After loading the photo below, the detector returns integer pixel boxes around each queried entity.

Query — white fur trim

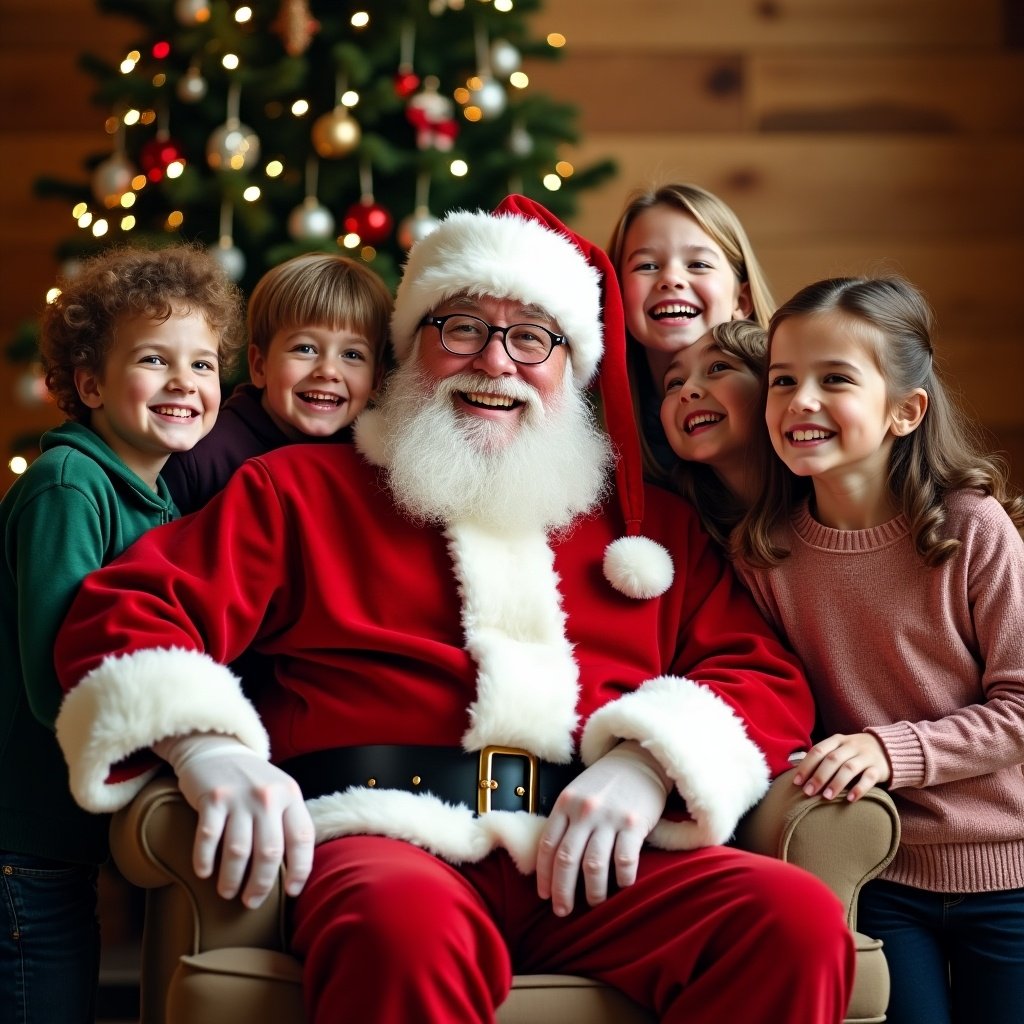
[309,787,547,873]
[580,675,769,848]
[56,647,269,813]
[391,209,603,385]
[603,536,674,599]
[446,522,580,761]
[353,408,386,467]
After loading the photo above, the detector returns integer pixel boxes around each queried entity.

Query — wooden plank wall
[2,0,1023,490]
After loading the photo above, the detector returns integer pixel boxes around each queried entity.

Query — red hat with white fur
[390,194,674,600]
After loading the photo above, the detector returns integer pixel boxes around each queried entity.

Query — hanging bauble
[406,81,459,152]
[343,199,393,246]
[177,66,208,103]
[288,197,336,241]
[394,67,421,99]
[508,125,534,157]
[210,241,245,282]
[469,77,507,120]
[311,107,361,159]
[174,0,210,27]
[398,208,441,250]
[490,39,522,78]
[140,136,186,182]
[91,153,136,208]
[206,121,261,172]
[272,0,320,56]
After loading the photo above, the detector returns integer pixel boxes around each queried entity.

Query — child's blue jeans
[859,877,1024,1024]
[0,850,99,1024]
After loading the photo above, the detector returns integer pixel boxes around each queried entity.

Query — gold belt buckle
[477,745,538,814]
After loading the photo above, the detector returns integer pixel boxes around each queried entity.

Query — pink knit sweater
[737,489,1024,893]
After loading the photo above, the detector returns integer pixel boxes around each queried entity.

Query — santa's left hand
[536,740,670,916]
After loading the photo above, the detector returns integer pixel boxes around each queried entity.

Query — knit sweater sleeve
[867,494,1024,790]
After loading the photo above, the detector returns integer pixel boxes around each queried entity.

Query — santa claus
[54,196,854,1022]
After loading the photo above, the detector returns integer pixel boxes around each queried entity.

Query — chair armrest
[109,775,289,1024]
[735,768,901,930]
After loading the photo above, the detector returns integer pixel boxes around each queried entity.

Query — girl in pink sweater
[734,276,1024,1024]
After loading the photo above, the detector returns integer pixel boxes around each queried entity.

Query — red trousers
[291,835,855,1024]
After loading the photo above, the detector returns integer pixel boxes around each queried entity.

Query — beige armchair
[110,768,899,1024]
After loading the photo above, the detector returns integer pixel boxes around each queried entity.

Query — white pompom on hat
[390,194,674,600]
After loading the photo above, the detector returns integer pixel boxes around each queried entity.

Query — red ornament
[394,68,421,99]
[140,137,186,182]
[343,199,394,246]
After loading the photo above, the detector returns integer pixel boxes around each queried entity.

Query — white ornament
[91,154,136,207]
[210,242,246,281]
[288,198,336,241]
[398,208,441,250]
[207,122,261,172]
[177,66,208,103]
[508,125,534,156]
[490,39,521,78]
[470,77,507,119]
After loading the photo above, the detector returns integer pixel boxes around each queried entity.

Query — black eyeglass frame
[419,314,566,366]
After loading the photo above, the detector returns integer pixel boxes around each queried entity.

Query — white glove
[536,740,671,916]
[153,732,315,909]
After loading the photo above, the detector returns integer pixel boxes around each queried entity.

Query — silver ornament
[177,66,208,103]
[210,242,246,281]
[91,154,136,207]
[398,209,441,250]
[508,125,534,156]
[288,199,336,241]
[490,39,521,78]
[206,122,261,172]
[470,78,507,119]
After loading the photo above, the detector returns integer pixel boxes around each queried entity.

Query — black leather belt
[279,744,582,815]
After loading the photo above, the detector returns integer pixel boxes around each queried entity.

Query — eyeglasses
[420,314,566,366]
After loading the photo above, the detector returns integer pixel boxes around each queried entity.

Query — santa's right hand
[153,732,315,908]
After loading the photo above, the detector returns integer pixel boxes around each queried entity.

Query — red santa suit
[54,198,853,1023]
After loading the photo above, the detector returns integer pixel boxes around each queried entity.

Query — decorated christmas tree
[31,0,615,297]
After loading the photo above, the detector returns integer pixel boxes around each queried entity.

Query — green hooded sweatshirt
[0,421,177,864]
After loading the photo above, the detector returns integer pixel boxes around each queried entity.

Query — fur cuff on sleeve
[580,675,769,848]
[56,647,269,813]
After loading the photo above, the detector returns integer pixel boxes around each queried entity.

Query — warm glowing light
[120,57,137,74]
[236,6,252,22]
[547,33,566,47]
[467,76,483,91]
[555,160,574,177]
[222,53,240,70]
[510,72,529,89]
[72,202,88,219]
[291,99,310,116]
[120,192,136,208]
[495,0,513,10]
[542,173,562,191]
[153,41,171,59]
[123,108,141,125]
[121,214,136,230]
[453,87,470,104]
[341,90,359,107]
[140,110,157,125]
[77,212,94,228]
[243,186,261,201]
[464,106,482,122]
[105,116,119,134]
[266,160,284,177]
[166,210,184,228]
[45,287,61,304]
[131,175,148,191]
[92,218,109,236]
[360,245,376,261]
[152,73,167,87]
[166,161,184,178]
[351,11,369,28]
[342,233,360,248]
[450,160,468,176]
[9,457,28,476]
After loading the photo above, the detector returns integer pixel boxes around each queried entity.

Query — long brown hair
[735,276,1024,567]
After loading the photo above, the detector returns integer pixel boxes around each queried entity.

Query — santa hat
[389,194,673,600]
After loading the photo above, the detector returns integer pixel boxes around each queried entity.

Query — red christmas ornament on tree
[343,199,394,245]
[140,136,186,182]
[394,67,421,98]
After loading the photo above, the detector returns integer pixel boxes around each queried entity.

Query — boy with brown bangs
[163,252,392,513]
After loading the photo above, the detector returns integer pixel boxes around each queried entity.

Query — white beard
[371,359,614,534]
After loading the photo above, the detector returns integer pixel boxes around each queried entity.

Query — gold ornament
[272,0,320,57]
[311,107,361,159]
